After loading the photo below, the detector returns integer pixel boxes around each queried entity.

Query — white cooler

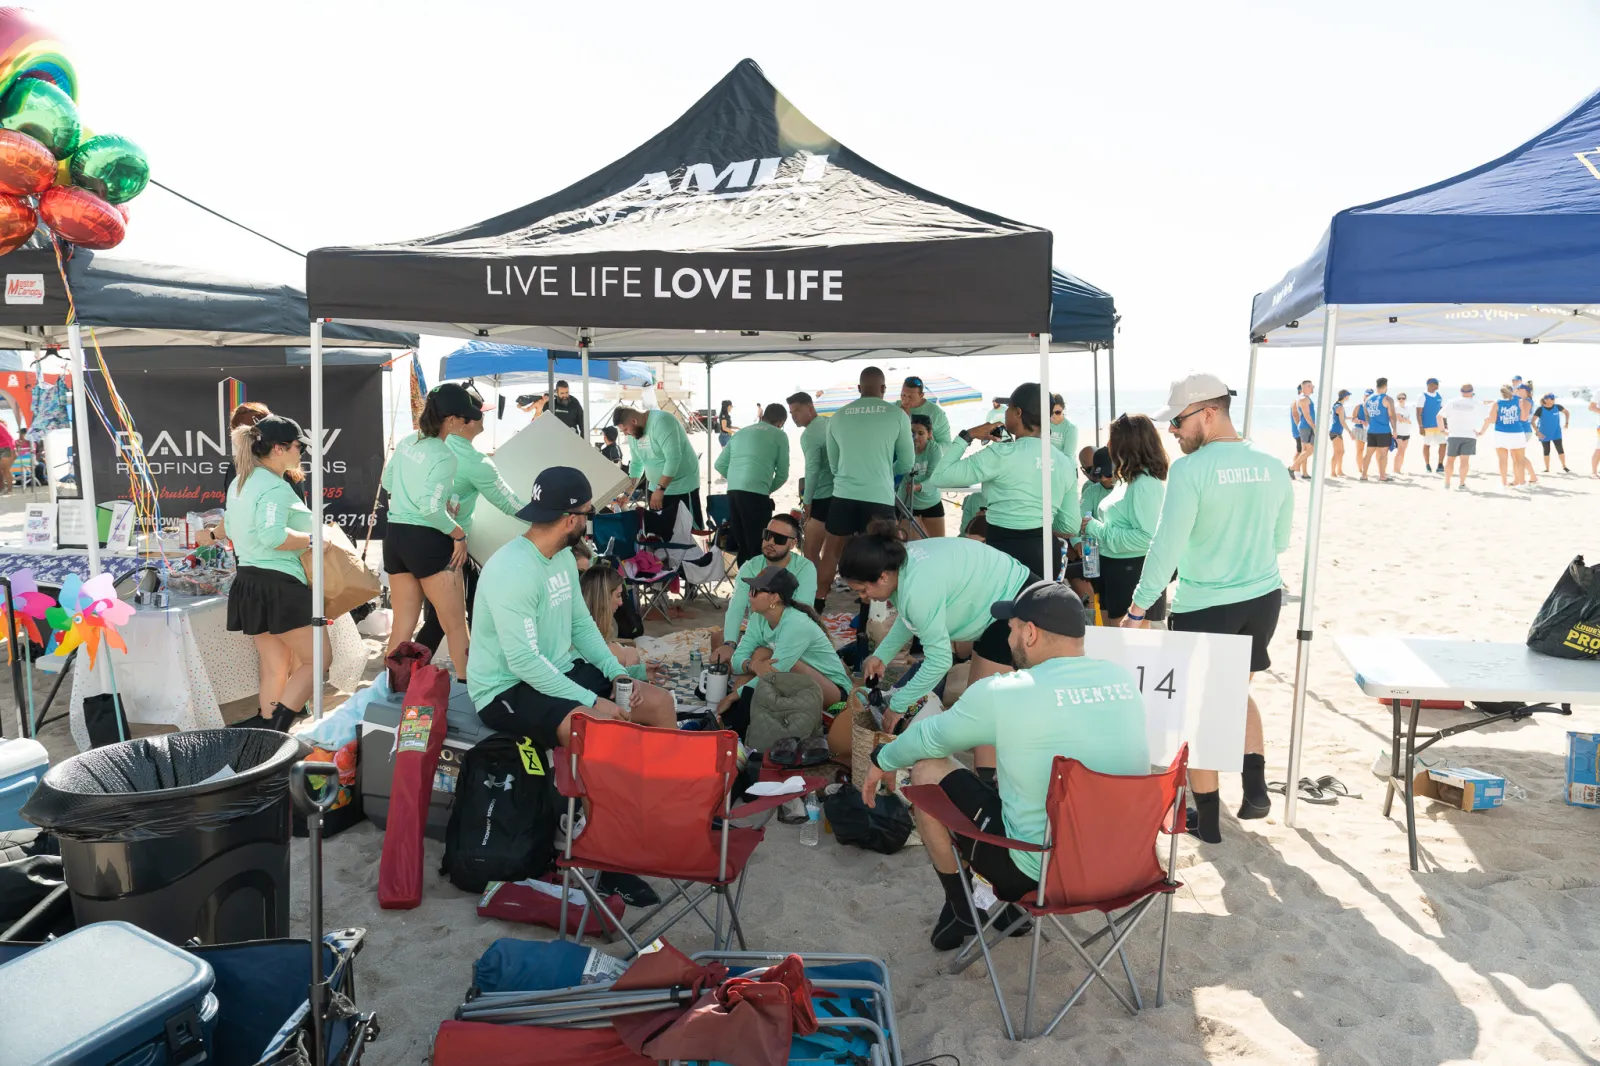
[0,737,48,831]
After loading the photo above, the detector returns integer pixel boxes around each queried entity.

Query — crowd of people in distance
[1289,375,1599,488]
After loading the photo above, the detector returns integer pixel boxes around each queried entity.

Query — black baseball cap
[744,565,799,598]
[1007,381,1044,421]
[255,414,310,447]
[990,580,1087,638]
[514,466,593,523]
[430,382,484,421]
[1089,446,1113,480]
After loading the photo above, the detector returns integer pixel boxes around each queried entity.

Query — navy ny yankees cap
[515,466,593,523]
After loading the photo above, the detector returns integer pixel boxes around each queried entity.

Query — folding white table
[1335,635,1600,871]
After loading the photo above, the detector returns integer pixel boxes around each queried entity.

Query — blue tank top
[1420,391,1443,429]
[1331,403,1345,434]
[1535,404,1563,439]
[1495,397,1522,430]
[1364,393,1392,433]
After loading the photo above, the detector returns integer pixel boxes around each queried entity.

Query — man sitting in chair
[857,581,1149,951]
[471,465,677,750]
[711,513,817,664]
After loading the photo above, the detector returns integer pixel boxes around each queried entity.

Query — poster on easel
[103,501,136,552]
[23,502,55,550]
[56,498,90,550]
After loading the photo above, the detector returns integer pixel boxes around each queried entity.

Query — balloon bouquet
[0,8,148,257]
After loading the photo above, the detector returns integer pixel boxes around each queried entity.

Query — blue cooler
[0,737,48,831]
[0,920,217,1064]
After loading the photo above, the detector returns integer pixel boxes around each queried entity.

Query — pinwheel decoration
[45,571,133,668]
[4,567,55,646]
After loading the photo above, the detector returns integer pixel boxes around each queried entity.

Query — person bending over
[614,404,704,543]
[718,566,851,738]
[787,391,836,612]
[224,415,330,730]
[470,466,676,751]
[904,414,949,539]
[712,512,816,664]
[715,402,790,565]
[1126,373,1292,844]
[859,582,1149,950]
[380,383,479,679]
[844,520,1032,778]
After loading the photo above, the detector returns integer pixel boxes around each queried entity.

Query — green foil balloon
[70,134,149,204]
[0,77,79,159]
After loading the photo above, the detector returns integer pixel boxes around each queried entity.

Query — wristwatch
[870,742,890,770]
[957,429,973,444]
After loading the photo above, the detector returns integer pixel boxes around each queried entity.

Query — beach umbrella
[810,368,980,414]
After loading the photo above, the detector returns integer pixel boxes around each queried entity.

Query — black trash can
[20,729,307,945]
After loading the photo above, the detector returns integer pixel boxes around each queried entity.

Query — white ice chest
[0,737,48,831]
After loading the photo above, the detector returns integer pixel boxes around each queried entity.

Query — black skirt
[228,565,313,636]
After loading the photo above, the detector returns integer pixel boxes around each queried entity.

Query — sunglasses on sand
[762,529,793,545]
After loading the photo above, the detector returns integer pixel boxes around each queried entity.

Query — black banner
[85,363,387,538]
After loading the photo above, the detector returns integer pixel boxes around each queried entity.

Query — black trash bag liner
[824,788,915,855]
[1527,555,1600,660]
[0,828,64,927]
[20,728,307,842]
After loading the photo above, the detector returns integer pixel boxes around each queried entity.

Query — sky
[28,0,1600,403]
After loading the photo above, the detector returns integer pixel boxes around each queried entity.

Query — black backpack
[440,735,559,893]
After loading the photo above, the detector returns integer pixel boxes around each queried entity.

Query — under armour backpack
[440,735,559,893]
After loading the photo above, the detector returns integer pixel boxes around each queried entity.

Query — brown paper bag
[301,523,382,621]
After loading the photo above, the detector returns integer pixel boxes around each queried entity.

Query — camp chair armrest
[553,749,583,798]
[729,775,829,820]
[901,784,1046,853]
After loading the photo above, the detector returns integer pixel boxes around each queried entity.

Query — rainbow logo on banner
[217,376,245,446]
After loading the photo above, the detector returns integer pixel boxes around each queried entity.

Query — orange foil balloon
[0,193,35,254]
[39,184,123,249]
[0,128,52,195]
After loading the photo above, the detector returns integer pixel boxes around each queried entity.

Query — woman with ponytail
[718,563,851,737]
[841,519,1031,774]
[223,414,328,730]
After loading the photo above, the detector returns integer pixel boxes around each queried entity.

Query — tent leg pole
[1242,343,1260,440]
[581,338,592,442]
[1093,348,1101,447]
[705,357,714,497]
[310,319,327,722]
[67,323,107,691]
[1038,333,1053,580]
[1107,341,1116,421]
[1285,306,1339,827]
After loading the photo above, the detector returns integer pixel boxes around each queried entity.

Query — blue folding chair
[589,510,639,565]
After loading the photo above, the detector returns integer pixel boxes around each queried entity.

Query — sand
[16,432,1600,1064]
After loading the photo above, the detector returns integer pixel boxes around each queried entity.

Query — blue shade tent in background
[1244,83,1600,830]
[809,369,980,414]
[438,340,654,387]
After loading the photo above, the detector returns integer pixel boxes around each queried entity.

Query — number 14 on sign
[1135,666,1177,700]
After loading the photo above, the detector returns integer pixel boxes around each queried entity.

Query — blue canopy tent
[1245,84,1600,827]
[438,340,655,387]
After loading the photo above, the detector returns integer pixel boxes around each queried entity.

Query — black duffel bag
[1528,555,1600,660]
[823,788,915,855]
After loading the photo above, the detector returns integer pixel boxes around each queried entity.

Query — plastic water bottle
[1082,534,1101,579]
[801,796,821,846]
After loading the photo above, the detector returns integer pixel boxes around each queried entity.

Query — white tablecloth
[68,595,367,750]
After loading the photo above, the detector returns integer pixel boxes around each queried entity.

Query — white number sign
[1083,627,1252,771]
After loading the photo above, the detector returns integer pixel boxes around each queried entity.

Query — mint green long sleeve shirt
[225,468,312,582]
[906,400,953,444]
[798,418,834,505]
[468,537,628,710]
[929,435,1077,534]
[714,421,790,494]
[907,438,948,510]
[447,434,526,535]
[877,655,1150,879]
[1131,440,1294,614]
[722,553,818,640]
[871,538,1033,713]
[825,397,914,506]
[382,433,462,536]
[731,606,851,694]
[637,410,699,496]
[1084,474,1166,560]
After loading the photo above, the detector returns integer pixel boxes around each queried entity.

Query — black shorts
[1395,434,1410,442]
[1099,555,1167,622]
[383,522,456,579]
[969,614,1016,668]
[808,496,833,524]
[1541,438,1565,456]
[825,496,895,537]
[1366,431,1394,449]
[227,565,312,636]
[1169,588,1282,672]
[939,769,1038,903]
[983,522,1053,582]
[911,500,945,519]
[478,661,614,751]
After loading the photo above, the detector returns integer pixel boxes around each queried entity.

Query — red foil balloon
[39,184,122,249]
[0,128,52,195]
[0,193,35,255]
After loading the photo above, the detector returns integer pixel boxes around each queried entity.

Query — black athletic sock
[937,870,972,917]
[268,702,301,732]
[1239,752,1271,816]
[1189,790,1223,843]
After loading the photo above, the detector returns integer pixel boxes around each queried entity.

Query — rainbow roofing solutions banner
[85,359,387,538]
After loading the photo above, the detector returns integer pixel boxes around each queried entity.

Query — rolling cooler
[0,920,218,1065]
[360,680,503,840]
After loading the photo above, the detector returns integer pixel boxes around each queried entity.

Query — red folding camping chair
[904,744,1188,1040]
[555,714,822,957]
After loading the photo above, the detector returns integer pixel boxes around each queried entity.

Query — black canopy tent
[306,58,1115,719]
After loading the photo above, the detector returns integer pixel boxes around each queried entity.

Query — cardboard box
[1416,767,1506,811]
[1566,732,1600,809]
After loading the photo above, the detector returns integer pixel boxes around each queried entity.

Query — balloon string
[148,179,305,258]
